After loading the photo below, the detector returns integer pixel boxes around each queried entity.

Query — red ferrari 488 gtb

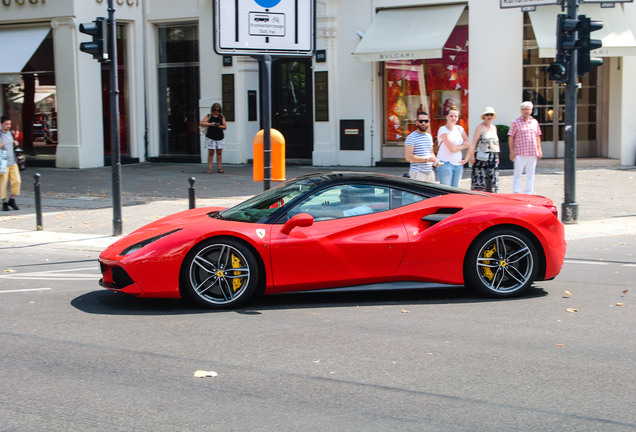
[99,172,566,308]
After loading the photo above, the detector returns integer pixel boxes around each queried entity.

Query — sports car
[99,172,566,309]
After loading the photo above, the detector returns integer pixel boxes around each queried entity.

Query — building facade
[2,0,635,169]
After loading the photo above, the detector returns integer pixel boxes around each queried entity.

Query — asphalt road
[1,235,635,431]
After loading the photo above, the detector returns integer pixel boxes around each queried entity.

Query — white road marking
[0,288,52,294]
[564,259,636,268]
[0,267,100,281]
[564,260,608,266]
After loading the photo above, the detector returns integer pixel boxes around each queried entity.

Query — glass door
[157,24,200,158]
[272,58,313,160]
[523,13,602,158]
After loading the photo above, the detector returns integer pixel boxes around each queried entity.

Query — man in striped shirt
[405,111,437,182]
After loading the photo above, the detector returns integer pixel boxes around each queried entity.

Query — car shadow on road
[71,285,548,316]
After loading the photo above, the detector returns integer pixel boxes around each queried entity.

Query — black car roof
[292,171,483,196]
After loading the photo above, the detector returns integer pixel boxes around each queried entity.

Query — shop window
[1,30,56,158]
[522,13,600,157]
[157,24,200,157]
[382,25,468,161]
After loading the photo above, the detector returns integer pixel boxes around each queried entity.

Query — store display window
[382,25,468,160]
[1,30,57,158]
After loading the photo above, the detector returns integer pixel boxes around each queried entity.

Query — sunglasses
[484,113,494,117]
[416,119,430,123]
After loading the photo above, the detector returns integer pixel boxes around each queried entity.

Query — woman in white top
[436,106,471,187]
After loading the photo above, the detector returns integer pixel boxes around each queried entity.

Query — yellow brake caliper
[481,243,497,281]
[231,253,244,292]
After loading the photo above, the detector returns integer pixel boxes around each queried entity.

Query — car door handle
[383,234,399,240]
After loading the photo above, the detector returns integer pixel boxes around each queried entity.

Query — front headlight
[120,229,182,256]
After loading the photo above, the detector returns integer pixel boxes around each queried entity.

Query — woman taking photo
[469,107,500,192]
[436,106,471,187]
[200,103,227,174]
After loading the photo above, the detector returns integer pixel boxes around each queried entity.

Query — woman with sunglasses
[436,106,471,187]
[468,107,500,192]
[200,103,227,174]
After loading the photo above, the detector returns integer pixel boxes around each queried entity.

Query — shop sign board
[501,0,631,6]
[214,0,315,56]
[500,0,558,7]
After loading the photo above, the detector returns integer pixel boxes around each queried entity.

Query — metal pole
[562,0,579,224]
[188,177,196,209]
[108,0,123,235]
[33,173,43,231]
[260,55,272,191]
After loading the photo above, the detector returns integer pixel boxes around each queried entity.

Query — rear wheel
[181,238,259,309]
[464,229,538,298]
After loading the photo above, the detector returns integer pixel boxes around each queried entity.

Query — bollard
[188,177,196,209]
[34,173,43,230]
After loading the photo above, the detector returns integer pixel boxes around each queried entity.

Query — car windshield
[218,177,318,223]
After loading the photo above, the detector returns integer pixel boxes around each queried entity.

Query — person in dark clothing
[200,103,227,174]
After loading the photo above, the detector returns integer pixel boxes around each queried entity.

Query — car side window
[389,189,426,209]
[292,185,390,221]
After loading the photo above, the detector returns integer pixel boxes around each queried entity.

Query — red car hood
[102,207,228,256]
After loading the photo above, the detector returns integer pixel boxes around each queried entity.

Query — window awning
[0,27,50,83]
[529,5,636,58]
[352,5,466,62]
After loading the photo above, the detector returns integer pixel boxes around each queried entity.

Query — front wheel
[181,238,259,309]
[464,229,539,298]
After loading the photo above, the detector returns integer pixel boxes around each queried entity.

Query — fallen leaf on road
[623,290,629,294]
[566,308,578,313]
[616,303,623,307]
[194,370,218,378]
[565,290,572,296]
[401,309,409,313]
[3,269,16,273]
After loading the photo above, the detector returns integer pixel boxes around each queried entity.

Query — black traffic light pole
[258,55,273,191]
[79,3,122,235]
[562,0,579,224]
[107,0,123,236]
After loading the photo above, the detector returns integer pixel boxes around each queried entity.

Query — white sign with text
[214,0,314,55]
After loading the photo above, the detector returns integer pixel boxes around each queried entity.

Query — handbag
[200,113,211,136]
[0,149,7,175]
[14,147,26,171]
[476,151,489,162]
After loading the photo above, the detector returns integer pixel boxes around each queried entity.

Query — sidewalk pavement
[2,162,636,252]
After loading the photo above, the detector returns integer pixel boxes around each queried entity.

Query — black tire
[181,238,259,309]
[464,228,539,298]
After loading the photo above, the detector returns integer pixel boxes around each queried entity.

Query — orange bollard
[253,129,286,182]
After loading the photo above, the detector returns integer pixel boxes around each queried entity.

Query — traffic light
[577,15,603,76]
[556,14,580,53]
[549,14,579,83]
[548,61,567,82]
[79,17,109,63]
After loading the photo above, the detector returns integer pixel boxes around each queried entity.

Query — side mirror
[281,213,314,235]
